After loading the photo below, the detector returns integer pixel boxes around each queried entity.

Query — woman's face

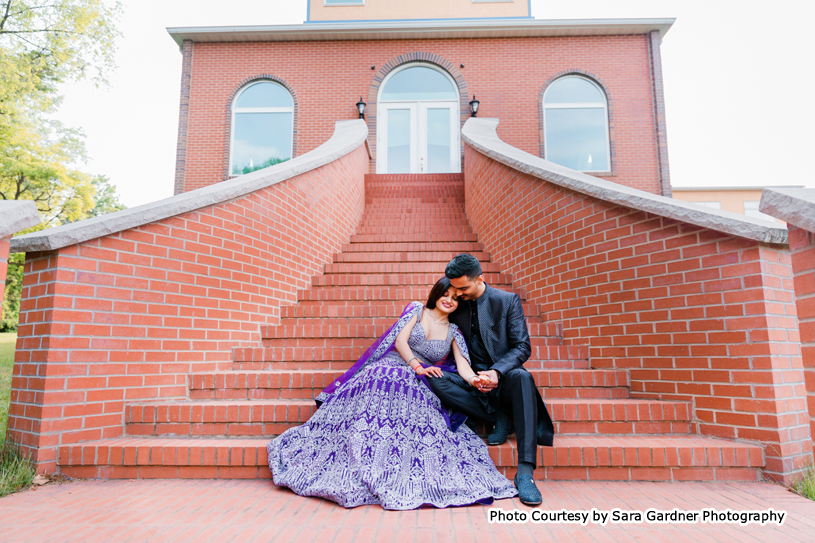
[435,287,459,315]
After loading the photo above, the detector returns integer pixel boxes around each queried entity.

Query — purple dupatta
[315,302,470,431]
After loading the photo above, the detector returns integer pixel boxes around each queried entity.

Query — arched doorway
[376,63,461,174]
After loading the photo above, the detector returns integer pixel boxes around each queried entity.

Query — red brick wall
[0,236,9,321]
[788,226,815,446]
[463,145,811,483]
[181,35,661,194]
[7,145,369,471]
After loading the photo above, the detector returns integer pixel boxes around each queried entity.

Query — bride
[267,277,518,510]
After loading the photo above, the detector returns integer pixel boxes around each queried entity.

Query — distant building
[671,186,804,224]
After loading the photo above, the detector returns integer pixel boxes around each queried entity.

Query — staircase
[59,174,764,481]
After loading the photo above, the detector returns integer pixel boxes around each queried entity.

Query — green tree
[0,115,95,226]
[0,1,122,119]
[0,1,123,332]
[88,174,125,217]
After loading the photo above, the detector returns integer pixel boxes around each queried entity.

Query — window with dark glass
[543,76,610,172]
[230,81,294,176]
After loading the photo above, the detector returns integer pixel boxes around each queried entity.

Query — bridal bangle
[407,356,420,369]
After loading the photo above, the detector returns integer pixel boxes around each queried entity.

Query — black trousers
[428,367,553,466]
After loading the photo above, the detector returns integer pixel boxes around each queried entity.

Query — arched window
[230,80,294,176]
[543,76,610,172]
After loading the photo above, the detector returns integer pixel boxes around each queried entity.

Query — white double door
[377,102,460,174]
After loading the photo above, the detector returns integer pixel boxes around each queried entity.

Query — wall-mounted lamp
[356,97,367,120]
[469,95,480,117]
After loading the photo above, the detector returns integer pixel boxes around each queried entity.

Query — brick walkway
[1,479,813,542]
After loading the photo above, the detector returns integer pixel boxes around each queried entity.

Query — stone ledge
[11,120,369,253]
[0,201,41,239]
[759,188,815,233]
[461,118,788,245]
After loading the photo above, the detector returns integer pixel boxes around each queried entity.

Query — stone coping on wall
[0,201,41,239]
[461,118,788,245]
[11,120,370,253]
[760,188,815,233]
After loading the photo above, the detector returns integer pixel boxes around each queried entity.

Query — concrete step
[58,436,763,481]
[323,262,503,274]
[297,286,526,302]
[311,273,511,287]
[124,398,690,438]
[332,251,492,264]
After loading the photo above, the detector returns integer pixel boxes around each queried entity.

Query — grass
[0,332,36,497]
[791,465,815,501]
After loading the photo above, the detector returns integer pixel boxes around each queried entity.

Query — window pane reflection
[388,109,411,173]
[232,112,293,175]
[236,82,293,108]
[381,67,457,101]
[426,108,451,173]
[545,108,608,171]
[545,77,604,104]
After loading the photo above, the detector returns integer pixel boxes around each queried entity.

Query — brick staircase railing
[462,117,811,484]
[56,174,764,482]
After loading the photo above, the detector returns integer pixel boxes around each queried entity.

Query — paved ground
[1,479,813,542]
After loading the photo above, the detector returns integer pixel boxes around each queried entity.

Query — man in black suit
[427,254,554,505]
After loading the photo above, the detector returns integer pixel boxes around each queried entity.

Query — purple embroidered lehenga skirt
[267,303,518,510]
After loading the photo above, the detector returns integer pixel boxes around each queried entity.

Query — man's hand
[476,370,499,392]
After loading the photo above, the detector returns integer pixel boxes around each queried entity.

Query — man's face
[449,275,485,301]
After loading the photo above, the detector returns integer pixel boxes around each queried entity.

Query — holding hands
[470,370,499,392]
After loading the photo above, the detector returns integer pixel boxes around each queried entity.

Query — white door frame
[376,63,461,174]
[418,102,460,174]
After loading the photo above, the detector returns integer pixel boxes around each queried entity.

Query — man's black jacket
[449,284,531,375]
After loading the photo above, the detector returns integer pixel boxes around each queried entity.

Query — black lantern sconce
[469,95,480,117]
[356,97,367,120]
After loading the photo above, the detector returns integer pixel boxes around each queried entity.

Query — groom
[428,254,554,505]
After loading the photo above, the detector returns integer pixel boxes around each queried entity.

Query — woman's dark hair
[445,253,482,280]
[426,276,453,309]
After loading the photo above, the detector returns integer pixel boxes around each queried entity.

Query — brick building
[4,2,812,485]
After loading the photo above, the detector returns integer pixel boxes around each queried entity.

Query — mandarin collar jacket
[449,284,532,377]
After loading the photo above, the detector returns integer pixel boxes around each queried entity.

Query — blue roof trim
[305,16,534,24]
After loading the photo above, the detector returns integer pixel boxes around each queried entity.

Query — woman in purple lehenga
[267,277,518,510]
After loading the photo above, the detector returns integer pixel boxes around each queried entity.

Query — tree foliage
[0,1,124,330]
[0,0,122,118]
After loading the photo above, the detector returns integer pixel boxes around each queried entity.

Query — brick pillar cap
[0,201,41,239]
[760,188,815,233]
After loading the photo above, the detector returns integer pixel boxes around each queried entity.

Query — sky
[53,0,815,208]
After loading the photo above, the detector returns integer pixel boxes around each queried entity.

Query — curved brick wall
[7,143,369,472]
[462,139,811,483]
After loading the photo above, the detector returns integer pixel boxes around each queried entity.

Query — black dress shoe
[487,410,513,446]
[514,474,542,506]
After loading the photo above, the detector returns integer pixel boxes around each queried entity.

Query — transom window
[380,66,458,102]
[230,80,294,176]
[543,76,610,172]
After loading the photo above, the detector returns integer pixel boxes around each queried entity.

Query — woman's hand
[414,365,444,378]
